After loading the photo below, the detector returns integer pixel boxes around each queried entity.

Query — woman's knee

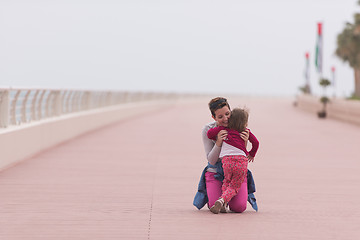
[228,181,248,213]
[229,202,247,213]
[205,172,222,207]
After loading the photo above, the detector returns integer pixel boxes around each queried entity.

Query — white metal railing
[0,88,179,128]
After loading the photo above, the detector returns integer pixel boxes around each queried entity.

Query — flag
[315,22,323,74]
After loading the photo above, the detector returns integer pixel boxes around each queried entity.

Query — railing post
[53,90,62,116]
[45,91,52,117]
[65,91,73,113]
[10,90,21,125]
[105,92,111,106]
[0,90,9,128]
[60,91,67,114]
[31,90,40,121]
[74,92,81,112]
[100,92,106,107]
[37,90,46,120]
[81,91,91,110]
[72,92,79,112]
[21,90,31,123]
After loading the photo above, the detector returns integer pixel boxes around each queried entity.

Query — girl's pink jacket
[207,126,259,157]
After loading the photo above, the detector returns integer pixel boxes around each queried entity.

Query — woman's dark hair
[228,108,249,132]
[208,97,231,118]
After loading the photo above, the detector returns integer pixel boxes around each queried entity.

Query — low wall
[296,94,360,126]
[0,100,175,171]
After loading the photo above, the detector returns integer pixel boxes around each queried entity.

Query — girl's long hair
[228,108,249,132]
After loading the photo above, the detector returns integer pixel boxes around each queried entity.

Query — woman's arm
[202,124,226,165]
[240,129,249,148]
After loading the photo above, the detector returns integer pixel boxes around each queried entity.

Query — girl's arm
[207,126,223,140]
[248,130,259,158]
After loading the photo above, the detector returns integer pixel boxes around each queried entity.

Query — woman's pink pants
[205,171,248,213]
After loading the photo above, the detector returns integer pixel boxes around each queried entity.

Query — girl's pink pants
[221,155,248,204]
[205,171,248,213]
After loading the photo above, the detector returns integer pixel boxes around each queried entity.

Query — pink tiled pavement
[1,97,360,239]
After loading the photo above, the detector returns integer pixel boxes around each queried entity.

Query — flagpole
[331,66,336,97]
[304,52,311,94]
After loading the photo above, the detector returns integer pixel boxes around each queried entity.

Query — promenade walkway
[0,97,359,240]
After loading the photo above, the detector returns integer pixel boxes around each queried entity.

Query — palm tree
[335,4,360,98]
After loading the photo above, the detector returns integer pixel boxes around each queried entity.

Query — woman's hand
[248,155,254,162]
[240,129,249,142]
[215,130,228,147]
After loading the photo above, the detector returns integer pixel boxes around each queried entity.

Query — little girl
[207,107,259,214]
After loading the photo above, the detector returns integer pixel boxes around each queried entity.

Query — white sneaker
[220,203,228,213]
[210,198,225,214]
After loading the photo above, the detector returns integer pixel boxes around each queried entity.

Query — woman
[193,97,257,213]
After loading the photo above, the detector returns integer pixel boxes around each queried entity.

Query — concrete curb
[296,94,360,126]
[0,99,175,171]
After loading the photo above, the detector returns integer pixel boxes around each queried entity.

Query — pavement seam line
[148,171,156,240]
[147,196,154,240]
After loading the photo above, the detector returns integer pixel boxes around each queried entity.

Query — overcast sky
[0,0,358,97]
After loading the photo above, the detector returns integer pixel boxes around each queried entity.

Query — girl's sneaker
[210,198,225,214]
[220,203,228,213]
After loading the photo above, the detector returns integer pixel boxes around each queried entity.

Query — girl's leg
[222,156,248,212]
[221,157,232,194]
[205,172,222,208]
